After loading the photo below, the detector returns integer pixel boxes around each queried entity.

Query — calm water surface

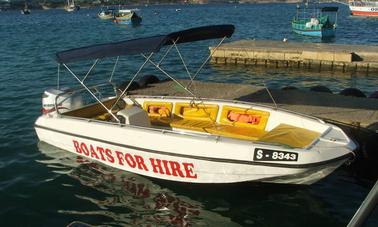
[0,3,377,226]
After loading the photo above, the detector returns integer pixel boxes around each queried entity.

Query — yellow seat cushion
[174,102,219,121]
[258,124,320,148]
[219,106,270,131]
[143,101,173,127]
[205,125,266,141]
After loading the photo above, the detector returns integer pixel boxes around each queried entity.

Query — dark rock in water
[309,85,332,93]
[339,88,366,98]
[118,80,140,91]
[281,86,298,90]
[367,122,378,133]
[368,91,378,99]
[336,121,378,182]
[138,75,160,88]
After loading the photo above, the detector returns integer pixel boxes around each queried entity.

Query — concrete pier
[209,40,378,74]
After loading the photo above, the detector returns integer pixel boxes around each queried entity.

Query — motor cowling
[41,88,82,115]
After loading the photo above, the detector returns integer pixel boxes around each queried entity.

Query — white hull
[35,96,355,185]
[349,4,378,16]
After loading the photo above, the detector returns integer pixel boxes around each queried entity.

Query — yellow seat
[258,124,320,148]
[170,118,215,132]
[143,101,173,127]
[219,106,270,132]
[174,102,219,121]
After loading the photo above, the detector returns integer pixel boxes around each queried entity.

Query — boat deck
[62,97,321,149]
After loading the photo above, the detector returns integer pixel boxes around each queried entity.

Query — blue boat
[292,1,338,38]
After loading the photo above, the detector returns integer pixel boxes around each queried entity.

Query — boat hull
[292,23,335,38]
[349,6,378,17]
[35,111,353,185]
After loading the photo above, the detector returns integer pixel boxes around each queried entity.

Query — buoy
[368,91,378,99]
[138,75,160,88]
[309,85,332,93]
[118,80,140,92]
[339,88,366,98]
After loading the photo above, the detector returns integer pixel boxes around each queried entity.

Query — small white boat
[65,0,79,12]
[98,7,115,20]
[34,25,356,185]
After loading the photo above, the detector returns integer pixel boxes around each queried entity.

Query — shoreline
[1,0,344,11]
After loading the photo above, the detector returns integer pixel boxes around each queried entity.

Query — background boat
[65,0,79,12]
[292,0,338,38]
[113,9,142,25]
[20,1,30,15]
[98,6,115,20]
[349,0,378,17]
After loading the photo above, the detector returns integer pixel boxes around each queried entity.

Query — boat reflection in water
[36,142,239,226]
[36,142,360,226]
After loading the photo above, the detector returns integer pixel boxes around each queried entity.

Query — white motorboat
[34,25,356,185]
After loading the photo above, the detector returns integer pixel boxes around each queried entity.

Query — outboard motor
[42,88,82,115]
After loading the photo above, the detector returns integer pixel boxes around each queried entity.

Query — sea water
[0,3,377,226]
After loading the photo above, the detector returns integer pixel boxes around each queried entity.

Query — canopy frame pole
[141,53,196,97]
[109,56,119,83]
[82,59,99,83]
[157,40,176,66]
[172,39,193,80]
[264,82,278,110]
[57,63,60,90]
[186,36,227,89]
[110,52,155,112]
[62,63,120,122]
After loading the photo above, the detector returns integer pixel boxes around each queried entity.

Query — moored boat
[65,0,79,12]
[113,9,142,25]
[21,1,30,15]
[98,7,115,20]
[34,25,356,185]
[292,0,338,38]
[349,0,378,17]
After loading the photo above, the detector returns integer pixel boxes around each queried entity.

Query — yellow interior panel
[205,125,266,141]
[143,101,173,117]
[258,124,320,148]
[170,118,216,132]
[143,101,173,127]
[219,106,270,131]
[174,102,219,121]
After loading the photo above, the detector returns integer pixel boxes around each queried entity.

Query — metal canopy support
[57,63,60,90]
[347,180,378,227]
[62,63,120,122]
[186,36,227,89]
[82,59,99,83]
[109,56,119,83]
[141,53,196,97]
[172,39,192,80]
[110,52,155,112]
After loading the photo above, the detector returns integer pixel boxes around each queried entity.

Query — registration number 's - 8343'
[253,148,298,161]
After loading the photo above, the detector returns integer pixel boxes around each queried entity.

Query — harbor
[210,39,378,74]
[0,2,377,227]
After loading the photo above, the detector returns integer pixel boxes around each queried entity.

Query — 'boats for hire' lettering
[72,140,197,179]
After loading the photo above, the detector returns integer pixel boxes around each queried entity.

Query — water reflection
[37,142,240,226]
[36,142,367,227]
